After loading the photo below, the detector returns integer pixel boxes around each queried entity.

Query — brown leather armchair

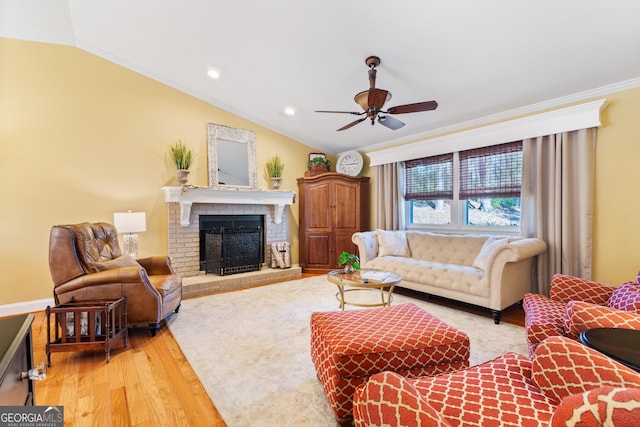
[48,222,182,336]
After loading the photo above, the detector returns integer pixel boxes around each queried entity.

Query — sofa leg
[149,322,160,336]
[492,310,501,324]
[174,303,181,313]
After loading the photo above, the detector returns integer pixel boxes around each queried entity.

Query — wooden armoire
[297,173,370,273]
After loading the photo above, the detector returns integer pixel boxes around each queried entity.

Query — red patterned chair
[310,303,470,427]
[353,336,640,427]
[523,273,640,357]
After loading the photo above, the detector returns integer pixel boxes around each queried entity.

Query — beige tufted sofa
[352,230,546,323]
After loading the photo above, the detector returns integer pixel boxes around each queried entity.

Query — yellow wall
[592,87,640,284]
[0,38,320,305]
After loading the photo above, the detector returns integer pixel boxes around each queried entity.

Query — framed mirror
[207,123,257,189]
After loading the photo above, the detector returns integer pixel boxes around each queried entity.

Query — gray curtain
[521,127,597,294]
[373,162,404,230]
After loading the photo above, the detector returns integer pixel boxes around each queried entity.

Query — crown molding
[367,98,607,166]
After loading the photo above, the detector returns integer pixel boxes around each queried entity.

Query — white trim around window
[367,98,606,167]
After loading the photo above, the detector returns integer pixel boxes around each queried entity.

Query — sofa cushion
[406,231,487,266]
[91,254,141,272]
[376,229,410,257]
[366,256,488,297]
[550,386,640,427]
[608,283,640,313]
[472,237,509,270]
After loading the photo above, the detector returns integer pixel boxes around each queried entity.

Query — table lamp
[113,211,146,258]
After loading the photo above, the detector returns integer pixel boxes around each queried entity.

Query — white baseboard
[0,298,55,317]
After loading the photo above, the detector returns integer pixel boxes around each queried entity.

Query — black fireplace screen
[199,215,264,275]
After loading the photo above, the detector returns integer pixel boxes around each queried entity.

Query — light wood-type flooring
[28,274,524,426]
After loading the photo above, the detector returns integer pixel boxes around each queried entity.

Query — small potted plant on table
[338,251,360,274]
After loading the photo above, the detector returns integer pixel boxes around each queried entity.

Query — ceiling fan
[316,55,438,131]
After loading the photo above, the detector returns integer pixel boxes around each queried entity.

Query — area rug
[166,276,527,427]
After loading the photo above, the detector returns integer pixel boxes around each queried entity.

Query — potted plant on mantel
[338,251,360,274]
[170,140,193,185]
[265,154,285,189]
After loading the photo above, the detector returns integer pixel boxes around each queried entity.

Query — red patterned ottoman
[310,303,470,426]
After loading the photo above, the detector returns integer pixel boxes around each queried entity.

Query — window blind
[405,153,453,200]
[459,141,522,199]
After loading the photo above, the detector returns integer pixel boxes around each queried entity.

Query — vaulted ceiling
[3,0,640,155]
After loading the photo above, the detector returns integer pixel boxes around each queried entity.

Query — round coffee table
[326,269,402,310]
[579,328,640,372]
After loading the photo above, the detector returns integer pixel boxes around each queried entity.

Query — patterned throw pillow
[550,386,640,427]
[608,283,640,313]
[376,229,411,257]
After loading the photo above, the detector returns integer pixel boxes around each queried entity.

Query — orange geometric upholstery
[563,300,640,340]
[550,387,640,426]
[310,303,470,426]
[523,273,640,357]
[353,336,640,427]
[548,274,614,305]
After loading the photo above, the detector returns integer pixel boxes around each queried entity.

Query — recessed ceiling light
[207,69,220,79]
[284,107,296,116]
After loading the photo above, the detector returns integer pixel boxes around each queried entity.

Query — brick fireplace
[162,186,300,297]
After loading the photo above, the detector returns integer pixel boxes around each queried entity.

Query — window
[405,154,453,225]
[405,141,522,231]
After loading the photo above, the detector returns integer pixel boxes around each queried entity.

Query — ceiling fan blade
[367,88,391,109]
[337,117,367,131]
[378,115,405,130]
[386,100,438,115]
[315,110,364,116]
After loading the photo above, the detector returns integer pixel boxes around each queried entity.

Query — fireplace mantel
[162,186,296,226]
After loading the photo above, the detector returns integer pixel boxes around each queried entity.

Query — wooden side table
[579,328,640,372]
[46,297,128,365]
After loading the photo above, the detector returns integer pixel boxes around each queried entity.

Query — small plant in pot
[307,157,332,172]
[170,140,193,185]
[338,251,360,274]
[265,154,285,189]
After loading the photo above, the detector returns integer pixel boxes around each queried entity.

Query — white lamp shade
[113,211,146,233]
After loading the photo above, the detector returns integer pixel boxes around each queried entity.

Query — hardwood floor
[28,274,523,426]
[31,311,226,427]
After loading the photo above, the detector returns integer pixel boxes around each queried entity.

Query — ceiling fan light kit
[316,55,438,131]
